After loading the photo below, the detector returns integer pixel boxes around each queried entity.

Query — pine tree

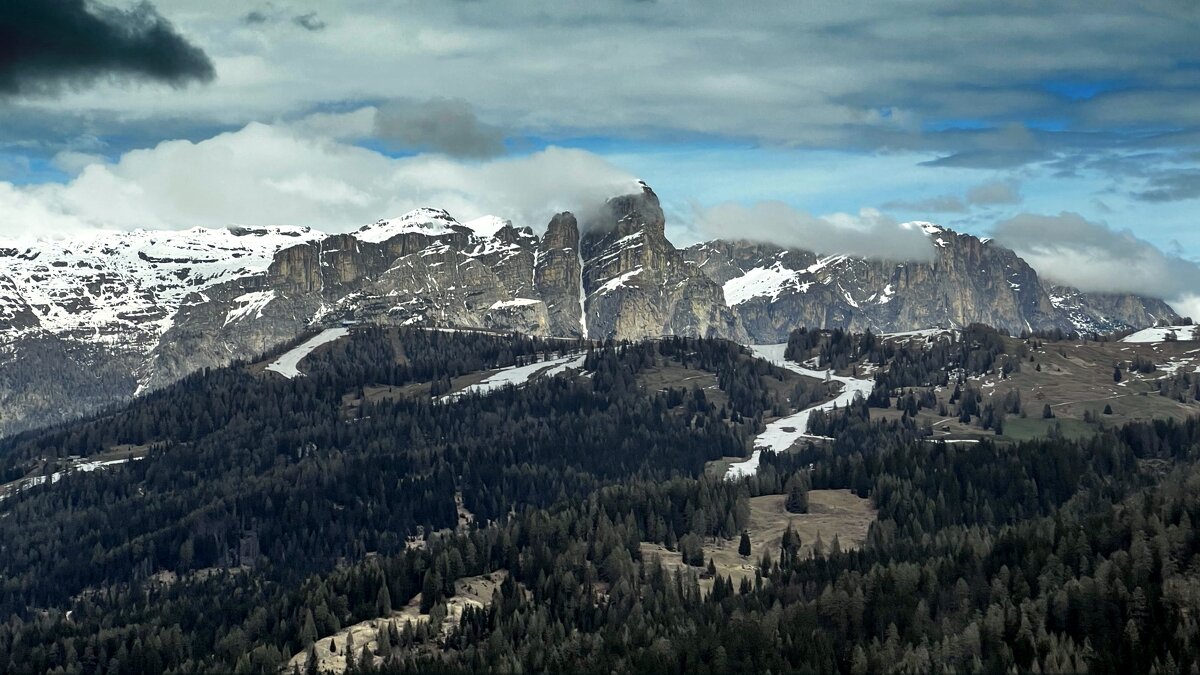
[781,522,801,562]
[738,531,751,557]
[376,582,392,616]
[785,474,809,513]
[300,609,318,648]
[303,646,318,675]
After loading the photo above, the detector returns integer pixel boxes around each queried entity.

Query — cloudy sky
[1,0,1199,313]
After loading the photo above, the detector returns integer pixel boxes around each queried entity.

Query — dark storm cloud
[242,10,269,26]
[374,99,506,159]
[292,12,326,32]
[0,0,215,95]
[240,6,327,33]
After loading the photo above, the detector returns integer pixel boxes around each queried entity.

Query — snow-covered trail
[726,344,874,479]
[266,328,350,378]
[0,456,143,501]
[440,353,586,401]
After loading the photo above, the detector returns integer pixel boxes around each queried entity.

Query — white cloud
[991,212,1200,315]
[50,150,109,176]
[0,121,638,238]
[693,201,935,261]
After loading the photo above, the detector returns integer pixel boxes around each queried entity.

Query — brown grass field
[285,571,508,673]
[640,489,876,593]
[873,333,1200,442]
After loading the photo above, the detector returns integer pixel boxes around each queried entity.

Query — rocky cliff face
[534,213,585,338]
[581,184,745,341]
[684,223,1177,342]
[1046,285,1182,334]
[0,184,1182,436]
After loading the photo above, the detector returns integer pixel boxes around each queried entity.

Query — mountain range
[0,182,1178,436]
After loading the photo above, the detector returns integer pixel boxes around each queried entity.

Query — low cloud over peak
[693,201,936,261]
[991,212,1200,317]
[0,0,214,95]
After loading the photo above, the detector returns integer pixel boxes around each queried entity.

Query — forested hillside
[1,327,1198,674]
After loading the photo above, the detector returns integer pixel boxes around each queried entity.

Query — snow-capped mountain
[0,226,322,345]
[0,182,1179,436]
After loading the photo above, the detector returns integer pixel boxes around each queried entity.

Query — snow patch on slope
[265,327,350,378]
[594,267,643,296]
[354,208,458,243]
[489,298,541,310]
[721,255,848,306]
[441,353,586,400]
[726,344,874,479]
[461,215,510,238]
[723,263,800,306]
[1122,325,1200,343]
[224,290,276,326]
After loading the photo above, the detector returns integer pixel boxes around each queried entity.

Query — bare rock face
[1047,285,1182,334]
[534,213,585,337]
[0,274,38,332]
[484,299,551,334]
[580,184,747,341]
[682,223,1154,342]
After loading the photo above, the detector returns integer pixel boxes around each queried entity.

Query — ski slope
[441,353,586,401]
[726,344,874,479]
[266,328,350,378]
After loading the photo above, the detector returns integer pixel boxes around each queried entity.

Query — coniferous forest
[1,327,1198,673]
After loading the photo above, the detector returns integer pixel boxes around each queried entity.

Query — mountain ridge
[0,183,1180,436]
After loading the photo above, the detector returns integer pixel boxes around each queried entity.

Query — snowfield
[726,344,874,479]
[0,225,322,344]
[353,208,458,243]
[723,263,803,306]
[441,353,586,401]
[266,328,350,378]
[1121,325,1199,343]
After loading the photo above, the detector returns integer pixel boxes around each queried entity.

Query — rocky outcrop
[1047,285,1182,334]
[581,184,746,341]
[0,274,38,333]
[534,213,585,338]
